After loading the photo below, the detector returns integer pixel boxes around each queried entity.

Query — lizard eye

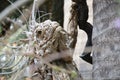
[37,30,42,34]
[36,30,42,37]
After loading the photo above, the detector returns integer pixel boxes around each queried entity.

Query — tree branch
[0,0,31,22]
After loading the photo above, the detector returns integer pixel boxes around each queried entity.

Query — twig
[30,0,48,27]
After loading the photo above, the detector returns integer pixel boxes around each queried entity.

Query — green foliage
[8,26,27,43]
[71,70,77,79]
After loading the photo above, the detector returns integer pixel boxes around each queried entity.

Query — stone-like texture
[93,0,120,80]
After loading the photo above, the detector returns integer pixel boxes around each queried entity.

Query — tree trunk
[93,0,120,79]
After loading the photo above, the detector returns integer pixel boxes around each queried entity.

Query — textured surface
[63,0,93,79]
[75,0,93,80]
[93,0,120,79]
[30,20,82,80]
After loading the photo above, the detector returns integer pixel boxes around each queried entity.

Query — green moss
[71,70,77,78]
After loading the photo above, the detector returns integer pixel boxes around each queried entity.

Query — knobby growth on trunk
[0,0,82,80]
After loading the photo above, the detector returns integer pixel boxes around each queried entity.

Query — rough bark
[93,0,120,79]
[66,0,93,64]
[27,20,82,80]
[0,0,81,79]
